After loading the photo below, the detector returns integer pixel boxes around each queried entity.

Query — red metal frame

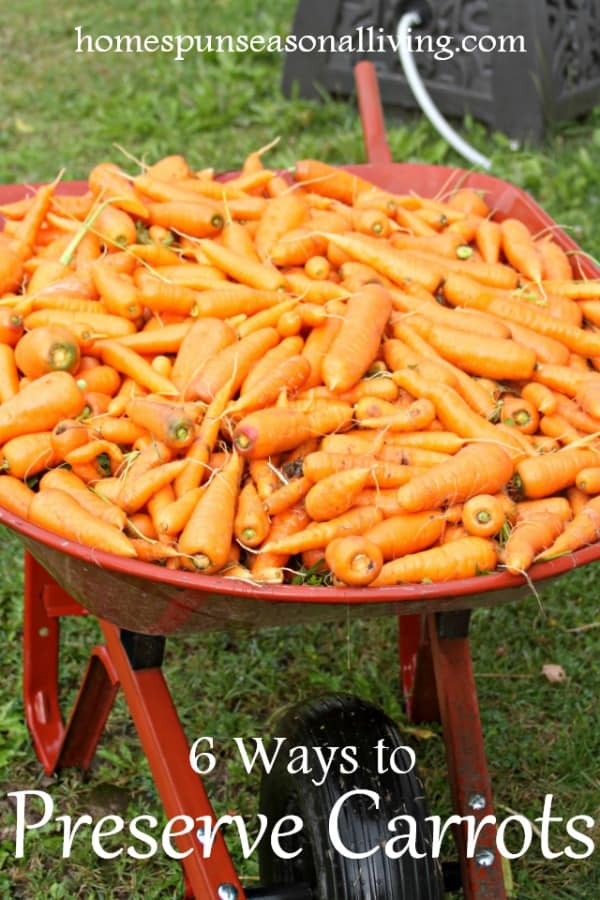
[23,549,505,899]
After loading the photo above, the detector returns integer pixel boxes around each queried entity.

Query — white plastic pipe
[396,10,493,171]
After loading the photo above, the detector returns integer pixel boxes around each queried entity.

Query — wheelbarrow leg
[398,613,441,723]
[99,620,246,900]
[23,552,119,775]
[426,610,506,900]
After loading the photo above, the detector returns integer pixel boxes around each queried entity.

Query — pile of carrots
[1,145,600,587]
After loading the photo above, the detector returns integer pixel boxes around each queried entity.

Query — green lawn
[0,1,599,898]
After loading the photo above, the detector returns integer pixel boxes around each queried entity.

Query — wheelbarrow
[2,64,599,900]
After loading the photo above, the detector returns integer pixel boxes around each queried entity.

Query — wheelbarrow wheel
[258,693,444,899]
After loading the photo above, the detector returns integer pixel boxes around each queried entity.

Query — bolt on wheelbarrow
[2,63,600,900]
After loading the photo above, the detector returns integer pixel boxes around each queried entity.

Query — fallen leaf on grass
[541,663,566,683]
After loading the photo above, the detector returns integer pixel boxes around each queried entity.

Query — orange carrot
[24,308,136,340]
[90,259,142,320]
[0,371,84,444]
[254,192,309,260]
[500,218,543,282]
[0,474,35,519]
[185,326,279,403]
[178,451,244,571]
[321,285,392,392]
[293,159,377,204]
[250,503,310,582]
[117,459,187,515]
[29,488,136,556]
[504,321,570,366]
[125,397,195,450]
[325,535,383,586]
[262,505,383,555]
[0,432,56,479]
[575,467,600,494]
[39,468,126,530]
[174,376,233,497]
[539,496,600,558]
[520,382,557,416]
[199,238,284,291]
[304,467,370,521]
[461,494,506,538]
[262,475,313,517]
[516,448,600,498]
[475,219,501,264]
[323,232,443,292]
[234,480,271,547]
[88,162,149,219]
[0,309,24,346]
[503,511,565,573]
[500,396,539,435]
[50,419,90,460]
[364,510,446,559]
[370,536,497,586]
[97,341,177,396]
[396,443,514,512]
[0,345,20,403]
[14,325,81,379]
[153,485,205,536]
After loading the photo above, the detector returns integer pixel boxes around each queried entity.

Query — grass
[0,1,599,897]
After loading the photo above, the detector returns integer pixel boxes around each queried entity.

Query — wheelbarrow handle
[354,60,392,165]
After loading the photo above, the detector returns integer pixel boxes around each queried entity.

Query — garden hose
[396,7,493,170]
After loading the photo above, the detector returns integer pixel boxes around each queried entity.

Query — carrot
[540,280,600,300]
[364,510,446,559]
[39,468,127,530]
[503,321,570,366]
[0,309,24,346]
[263,475,313,517]
[237,298,298,339]
[475,219,501,264]
[323,232,443,292]
[304,467,370,521]
[514,497,572,523]
[324,535,383,586]
[228,356,311,416]
[390,291,510,340]
[370,536,498,586]
[234,480,271,547]
[304,449,426,489]
[178,451,244,571]
[408,315,537,381]
[446,274,600,357]
[12,182,55,257]
[575,378,600,419]
[75,364,121,397]
[254,193,309,260]
[500,396,539,434]
[500,218,543,283]
[24,309,136,340]
[14,325,81,379]
[50,420,90,463]
[88,162,149,219]
[503,510,565,573]
[262,505,383,555]
[185,326,279,403]
[0,432,56,479]
[0,474,35,519]
[554,395,600,435]
[127,242,182,267]
[575,467,600,494]
[532,364,588,398]
[0,245,24,293]
[304,255,331,280]
[97,341,177,396]
[173,376,233,497]
[321,285,392,392]
[461,494,506,538]
[0,371,84,445]
[293,159,377,204]
[357,398,437,431]
[199,238,284,291]
[65,439,124,479]
[125,397,195,450]
[93,204,138,249]
[539,496,600,558]
[166,318,235,394]
[233,408,314,458]
[448,188,490,218]
[117,459,187,515]
[28,488,136,557]
[250,503,311,582]
[516,448,600,498]
[153,485,205,536]
[0,345,20,403]
[396,443,514,512]
[566,486,589,516]
[90,259,142,320]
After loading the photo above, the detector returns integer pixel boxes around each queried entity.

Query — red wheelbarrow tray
[1,163,599,637]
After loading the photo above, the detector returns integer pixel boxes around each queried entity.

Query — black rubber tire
[258,693,444,900]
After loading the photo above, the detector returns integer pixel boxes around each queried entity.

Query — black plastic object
[258,693,444,899]
[282,0,600,141]
[245,886,313,899]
